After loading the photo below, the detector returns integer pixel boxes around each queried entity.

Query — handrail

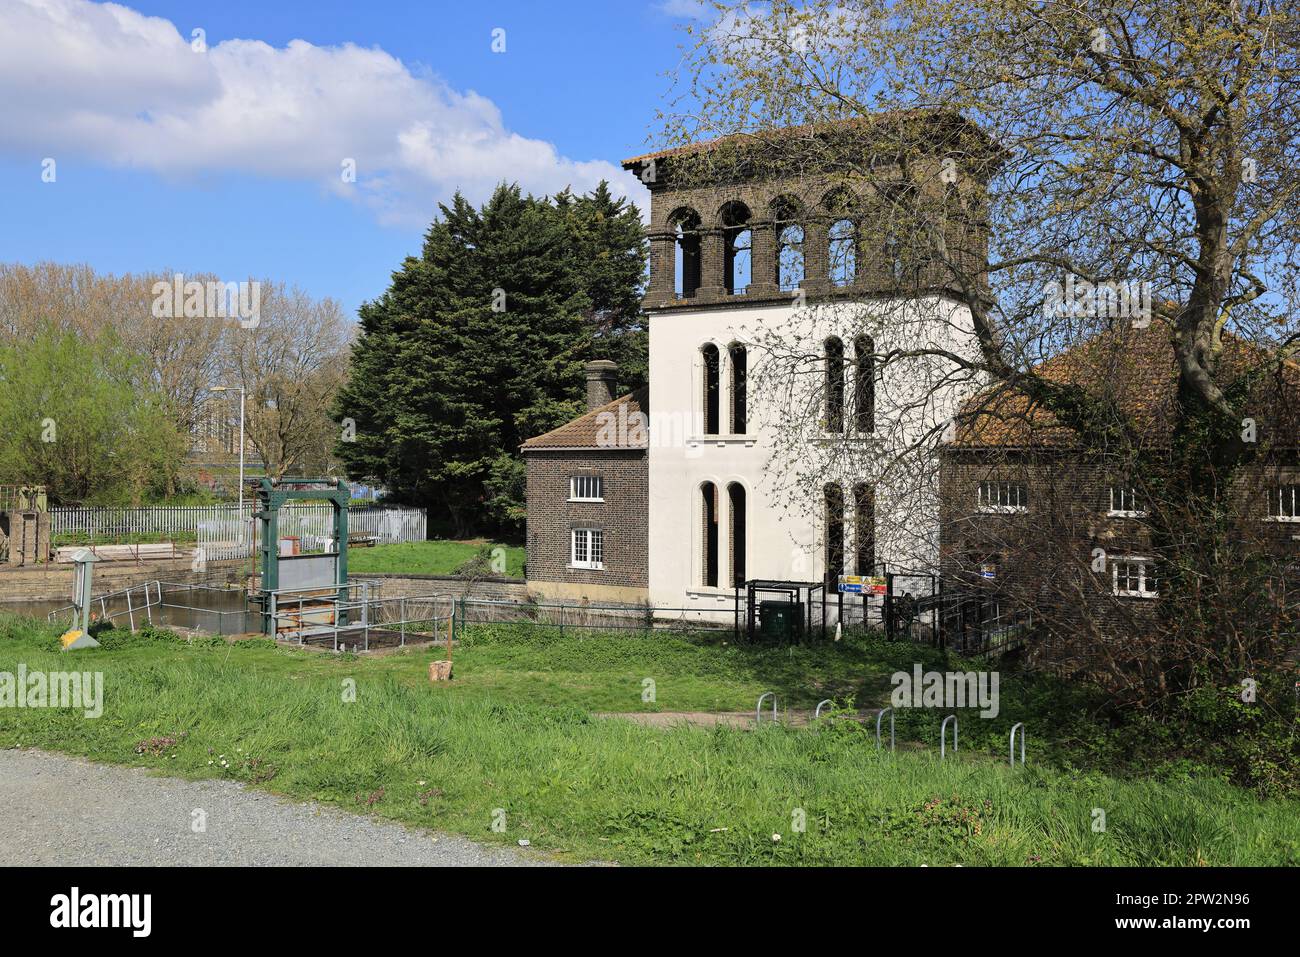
[46,580,163,625]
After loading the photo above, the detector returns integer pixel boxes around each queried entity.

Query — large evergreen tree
[334,182,646,537]
[556,182,650,389]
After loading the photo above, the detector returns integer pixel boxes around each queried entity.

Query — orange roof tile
[950,322,1300,449]
[521,387,649,451]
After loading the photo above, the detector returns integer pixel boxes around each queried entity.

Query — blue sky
[0,0,704,315]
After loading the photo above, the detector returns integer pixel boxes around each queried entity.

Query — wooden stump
[428,660,453,682]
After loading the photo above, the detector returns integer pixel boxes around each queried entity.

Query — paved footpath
[0,748,552,867]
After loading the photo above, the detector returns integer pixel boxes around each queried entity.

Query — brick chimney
[585,360,618,411]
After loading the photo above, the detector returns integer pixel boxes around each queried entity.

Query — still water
[3,583,254,636]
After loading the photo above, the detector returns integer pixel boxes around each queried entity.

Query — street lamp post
[210,385,247,542]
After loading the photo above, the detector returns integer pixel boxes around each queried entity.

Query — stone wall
[354,574,529,603]
[0,557,248,602]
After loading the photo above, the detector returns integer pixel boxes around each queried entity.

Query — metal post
[400,597,406,647]
[885,572,895,638]
[936,576,945,651]
[815,699,834,720]
[1009,722,1026,766]
[734,585,739,642]
[756,691,776,726]
[237,388,245,529]
[126,587,135,631]
[334,484,349,613]
[361,581,370,651]
[940,714,958,758]
[876,707,894,751]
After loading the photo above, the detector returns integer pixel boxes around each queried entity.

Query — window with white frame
[1266,484,1300,521]
[1112,557,1159,598]
[569,475,604,502]
[1107,485,1145,517]
[570,528,604,569]
[977,481,1027,512]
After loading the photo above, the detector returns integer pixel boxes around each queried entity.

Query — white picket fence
[50,504,427,561]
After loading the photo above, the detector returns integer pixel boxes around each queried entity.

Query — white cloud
[0,0,647,225]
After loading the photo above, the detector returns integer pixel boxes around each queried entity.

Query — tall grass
[0,615,1295,865]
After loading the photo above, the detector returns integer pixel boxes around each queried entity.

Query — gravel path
[0,748,552,867]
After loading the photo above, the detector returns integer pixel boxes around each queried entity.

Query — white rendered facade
[646,295,979,620]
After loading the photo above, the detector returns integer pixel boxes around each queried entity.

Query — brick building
[939,321,1300,653]
[522,361,649,603]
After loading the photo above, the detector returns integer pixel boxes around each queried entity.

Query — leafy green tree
[0,329,186,504]
[665,0,1300,705]
[334,182,646,536]
[557,182,650,390]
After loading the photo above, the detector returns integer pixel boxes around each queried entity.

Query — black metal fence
[451,597,738,638]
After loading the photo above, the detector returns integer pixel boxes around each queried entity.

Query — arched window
[701,482,719,587]
[829,219,856,286]
[729,343,747,434]
[721,202,752,296]
[778,224,805,291]
[853,335,875,433]
[824,337,845,433]
[853,483,875,576]
[824,484,845,587]
[886,231,904,283]
[671,209,702,299]
[880,184,920,286]
[728,482,746,587]
[701,343,720,435]
[729,229,752,295]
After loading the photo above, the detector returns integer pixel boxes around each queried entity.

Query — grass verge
[0,615,1295,865]
[347,540,524,578]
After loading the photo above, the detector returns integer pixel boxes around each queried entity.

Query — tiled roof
[950,321,1300,449]
[521,387,649,451]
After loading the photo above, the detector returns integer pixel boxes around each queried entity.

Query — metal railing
[269,589,453,651]
[451,596,741,635]
[46,580,163,631]
[153,582,252,635]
